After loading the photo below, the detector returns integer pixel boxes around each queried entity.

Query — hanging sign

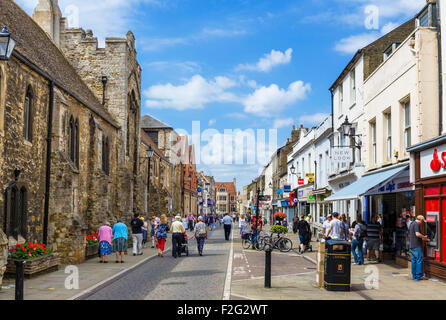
[332,147,353,164]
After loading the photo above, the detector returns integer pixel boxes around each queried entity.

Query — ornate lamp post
[0,26,17,61]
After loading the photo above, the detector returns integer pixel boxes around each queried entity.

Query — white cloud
[243,81,311,116]
[298,113,330,125]
[144,75,239,110]
[334,32,380,54]
[237,48,293,73]
[273,118,294,129]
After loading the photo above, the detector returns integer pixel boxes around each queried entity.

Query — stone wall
[0,229,8,290]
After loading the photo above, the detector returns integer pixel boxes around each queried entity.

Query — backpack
[355,225,367,240]
[197,223,207,237]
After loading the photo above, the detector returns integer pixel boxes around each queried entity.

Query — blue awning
[325,165,409,202]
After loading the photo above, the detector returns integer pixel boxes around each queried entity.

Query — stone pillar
[0,229,8,290]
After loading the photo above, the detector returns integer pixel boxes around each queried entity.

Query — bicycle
[242,231,263,251]
[262,231,293,252]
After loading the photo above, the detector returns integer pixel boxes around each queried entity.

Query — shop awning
[324,165,409,202]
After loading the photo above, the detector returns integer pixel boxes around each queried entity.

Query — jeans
[172,233,183,257]
[188,221,194,232]
[132,233,143,255]
[224,224,232,240]
[196,237,205,254]
[410,248,424,280]
[352,239,364,265]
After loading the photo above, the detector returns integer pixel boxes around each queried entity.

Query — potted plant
[85,232,99,259]
[6,243,60,278]
[270,225,289,234]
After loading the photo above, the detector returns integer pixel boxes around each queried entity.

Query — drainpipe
[43,80,54,245]
[330,88,334,134]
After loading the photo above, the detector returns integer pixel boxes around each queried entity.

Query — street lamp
[341,116,352,137]
[146,146,154,216]
[0,26,17,60]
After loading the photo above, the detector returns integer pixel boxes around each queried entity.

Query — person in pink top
[98,222,113,263]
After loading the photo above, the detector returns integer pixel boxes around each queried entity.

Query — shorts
[299,233,309,245]
[367,239,380,251]
[112,237,128,252]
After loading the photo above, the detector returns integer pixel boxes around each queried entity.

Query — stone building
[0,0,143,264]
[141,115,183,216]
[140,130,173,218]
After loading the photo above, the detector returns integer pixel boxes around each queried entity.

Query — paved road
[83,223,233,300]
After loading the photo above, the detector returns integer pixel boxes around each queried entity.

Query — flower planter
[85,243,99,260]
[6,253,60,278]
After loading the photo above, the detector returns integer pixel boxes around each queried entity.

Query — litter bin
[324,239,351,291]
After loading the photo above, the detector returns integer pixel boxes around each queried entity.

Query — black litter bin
[324,239,351,291]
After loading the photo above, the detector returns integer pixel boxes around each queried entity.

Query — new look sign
[332,147,353,164]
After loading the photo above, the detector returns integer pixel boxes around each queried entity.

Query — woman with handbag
[156,214,170,257]
[193,216,208,256]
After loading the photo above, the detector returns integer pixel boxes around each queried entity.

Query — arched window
[24,86,33,141]
[69,116,74,162]
[75,118,79,168]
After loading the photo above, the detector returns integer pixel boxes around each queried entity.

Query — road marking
[68,247,171,300]
[230,293,255,300]
[223,223,234,300]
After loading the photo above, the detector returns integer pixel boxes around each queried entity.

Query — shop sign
[284,185,291,193]
[306,173,315,184]
[298,187,314,202]
[420,144,446,179]
[298,179,305,185]
[277,188,283,195]
[332,147,353,164]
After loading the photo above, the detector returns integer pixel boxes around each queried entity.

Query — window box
[6,253,60,278]
[85,243,99,260]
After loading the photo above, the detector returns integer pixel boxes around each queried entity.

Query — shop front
[363,166,415,261]
[298,185,315,217]
[408,137,446,280]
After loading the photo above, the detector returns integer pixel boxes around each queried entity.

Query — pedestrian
[239,214,246,235]
[156,214,170,257]
[377,214,383,226]
[326,212,344,240]
[171,215,186,259]
[297,214,311,254]
[112,219,128,263]
[208,214,214,231]
[232,213,237,223]
[366,215,383,262]
[396,214,408,256]
[322,214,333,240]
[352,216,366,265]
[130,213,144,256]
[98,221,113,263]
[182,215,188,230]
[141,217,148,248]
[340,213,349,240]
[223,212,233,241]
[194,216,208,256]
[292,214,299,234]
[188,213,195,232]
[150,217,157,248]
[409,216,430,281]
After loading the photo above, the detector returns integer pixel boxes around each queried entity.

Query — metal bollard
[264,245,272,288]
[15,260,24,300]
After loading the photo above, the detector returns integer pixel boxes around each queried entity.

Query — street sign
[197,187,202,192]
[284,185,291,193]
[298,179,305,185]
[277,188,283,195]
[332,147,353,164]
[306,173,314,184]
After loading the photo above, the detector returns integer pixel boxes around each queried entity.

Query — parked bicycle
[241,230,264,251]
[261,231,293,252]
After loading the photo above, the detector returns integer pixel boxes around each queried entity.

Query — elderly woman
[193,216,208,256]
[150,217,158,248]
[156,214,170,257]
[98,221,113,263]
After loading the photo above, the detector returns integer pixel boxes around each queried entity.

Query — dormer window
[417,2,437,28]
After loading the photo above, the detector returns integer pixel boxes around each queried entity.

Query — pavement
[229,225,446,300]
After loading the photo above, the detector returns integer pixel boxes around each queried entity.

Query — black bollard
[15,260,24,300]
[265,246,272,288]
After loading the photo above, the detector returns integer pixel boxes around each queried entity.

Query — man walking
[366,215,383,262]
[409,216,430,281]
[188,213,195,232]
[297,214,311,254]
[223,213,233,241]
[322,214,332,240]
[131,213,144,256]
[171,215,186,258]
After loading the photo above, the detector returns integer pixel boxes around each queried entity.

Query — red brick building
[215,179,237,215]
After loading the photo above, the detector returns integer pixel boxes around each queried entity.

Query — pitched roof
[216,182,237,194]
[0,0,118,128]
[140,129,169,163]
[140,114,172,129]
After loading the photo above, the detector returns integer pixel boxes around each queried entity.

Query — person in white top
[239,214,246,235]
[327,212,345,240]
[322,214,333,240]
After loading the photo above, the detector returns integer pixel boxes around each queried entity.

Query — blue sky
[17,0,426,191]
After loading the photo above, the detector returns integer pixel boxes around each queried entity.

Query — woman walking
[98,221,113,263]
[194,216,208,256]
[156,214,170,257]
[112,219,128,263]
[239,214,246,235]
[141,217,148,248]
[151,217,159,248]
